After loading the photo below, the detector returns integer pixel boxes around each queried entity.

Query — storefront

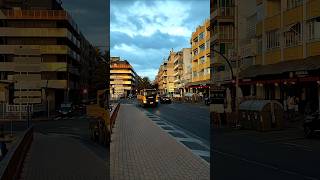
[239,56,320,113]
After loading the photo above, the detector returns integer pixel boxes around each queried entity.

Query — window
[287,0,303,10]
[266,30,280,49]
[200,56,205,64]
[199,32,204,40]
[284,23,301,47]
[205,40,210,49]
[199,44,205,52]
[307,17,320,41]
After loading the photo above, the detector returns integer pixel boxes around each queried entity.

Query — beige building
[110,57,137,100]
[156,50,177,96]
[173,48,192,95]
[0,0,96,111]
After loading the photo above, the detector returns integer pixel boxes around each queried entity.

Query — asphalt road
[213,127,320,180]
[1,113,109,179]
[146,102,210,145]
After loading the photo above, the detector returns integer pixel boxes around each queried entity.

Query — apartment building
[210,0,236,86]
[0,0,96,111]
[180,48,192,94]
[190,19,211,94]
[110,57,137,99]
[238,0,320,113]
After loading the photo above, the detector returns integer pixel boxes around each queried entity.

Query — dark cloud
[61,0,108,48]
[111,31,189,50]
[112,0,208,79]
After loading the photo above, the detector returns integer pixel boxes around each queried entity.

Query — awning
[239,56,320,78]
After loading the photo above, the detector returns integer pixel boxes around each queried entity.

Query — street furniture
[239,100,284,131]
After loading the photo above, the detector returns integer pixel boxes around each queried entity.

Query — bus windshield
[144,90,157,96]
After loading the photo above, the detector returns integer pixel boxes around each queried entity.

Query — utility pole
[235,0,240,127]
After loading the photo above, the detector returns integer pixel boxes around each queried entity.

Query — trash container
[239,100,284,131]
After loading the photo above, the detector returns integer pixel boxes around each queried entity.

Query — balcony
[211,7,235,21]
[173,63,182,71]
[264,13,281,31]
[307,0,320,19]
[0,45,74,55]
[1,9,79,34]
[284,45,303,61]
[284,6,303,26]
[0,27,68,37]
[307,40,320,57]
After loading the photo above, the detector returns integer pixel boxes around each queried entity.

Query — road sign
[210,86,225,105]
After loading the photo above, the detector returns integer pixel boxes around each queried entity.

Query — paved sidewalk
[19,133,107,180]
[110,104,210,180]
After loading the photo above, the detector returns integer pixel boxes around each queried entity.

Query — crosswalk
[140,109,210,164]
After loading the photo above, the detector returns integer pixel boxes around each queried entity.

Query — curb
[0,126,33,180]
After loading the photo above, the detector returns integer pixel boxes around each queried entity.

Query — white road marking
[175,137,203,144]
[191,150,210,157]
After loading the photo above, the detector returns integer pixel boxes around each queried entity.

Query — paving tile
[110,104,210,180]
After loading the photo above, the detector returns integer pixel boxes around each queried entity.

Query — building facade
[239,0,320,113]
[210,0,320,113]
[110,57,137,100]
[0,0,96,111]
[190,19,211,95]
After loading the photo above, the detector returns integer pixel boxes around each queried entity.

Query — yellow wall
[307,0,320,19]
[264,14,281,31]
[307,41,320,57]
[283,6,303,26]
[283,46,303,61]
[265,49,281,64]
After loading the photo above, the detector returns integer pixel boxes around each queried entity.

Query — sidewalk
[110,104,209,180]
[19,133,107,180]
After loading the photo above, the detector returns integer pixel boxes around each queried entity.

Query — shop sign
[210,86,225,104]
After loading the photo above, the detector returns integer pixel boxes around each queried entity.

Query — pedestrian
[287,96,295,122]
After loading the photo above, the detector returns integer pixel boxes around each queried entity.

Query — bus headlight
[143,100,147,104]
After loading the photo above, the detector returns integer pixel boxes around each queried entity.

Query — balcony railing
[212,7,235,19]
[1,9,79,34]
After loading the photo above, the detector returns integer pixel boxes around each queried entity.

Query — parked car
[58,103,74,117]
[204,97,211,106]
[75,104,86,114]
[160,96,172,104]
[303,111,320,138]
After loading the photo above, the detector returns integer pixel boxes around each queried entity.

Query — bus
[137,89,159,107]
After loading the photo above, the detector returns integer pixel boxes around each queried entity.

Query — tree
[137,76,152,90]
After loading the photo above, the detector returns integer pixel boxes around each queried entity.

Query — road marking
[175,137,203,144]
[191,150,210,157]
[141,108,210,163]
[54,117,61,121]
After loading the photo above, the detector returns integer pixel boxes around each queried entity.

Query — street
[123,99,210,163]
[3,114,109,180]
[213,127,320,180]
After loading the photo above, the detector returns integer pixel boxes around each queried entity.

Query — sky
[61,0,209,81]
[61,0,108,50]
[110,0,209,80]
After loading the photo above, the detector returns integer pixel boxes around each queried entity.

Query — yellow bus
[137,89,159,107]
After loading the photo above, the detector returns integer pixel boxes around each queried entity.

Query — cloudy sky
[111,0,209,80]
[61,0,108,49]
[61,0,209,80]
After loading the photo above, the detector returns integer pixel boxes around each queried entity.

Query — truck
[137,89,159,107]
[86,89,110,146]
